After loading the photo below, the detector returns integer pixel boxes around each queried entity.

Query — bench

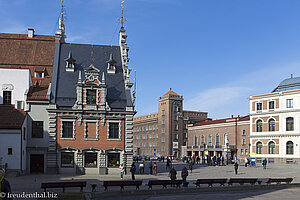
[228,178,260,186]
[147,180,183,189]
[194,178,227,187]
[103,180,143,191]
[41,181,86,192]
[266,178,293,185]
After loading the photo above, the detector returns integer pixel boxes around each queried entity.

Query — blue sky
[1,0,300,119]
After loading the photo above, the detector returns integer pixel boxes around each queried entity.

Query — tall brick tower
[158,89,183,157]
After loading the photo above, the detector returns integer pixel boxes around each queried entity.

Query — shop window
[107,153,120,167]
[84,152,97,168]
[61,152,74,168]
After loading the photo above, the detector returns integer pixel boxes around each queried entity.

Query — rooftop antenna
[61,0,66,23]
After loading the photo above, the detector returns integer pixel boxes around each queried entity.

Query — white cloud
[184,86,253,119]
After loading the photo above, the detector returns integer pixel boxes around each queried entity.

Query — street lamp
[226,142,229,165]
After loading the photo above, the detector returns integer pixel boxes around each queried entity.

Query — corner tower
[158,89,183,157]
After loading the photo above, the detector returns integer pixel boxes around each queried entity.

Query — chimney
[231,115,233,118]
[28,28,34,38]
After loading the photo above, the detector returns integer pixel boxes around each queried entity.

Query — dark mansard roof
[51,43,129,110]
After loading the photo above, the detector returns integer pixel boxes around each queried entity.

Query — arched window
[201,135,205,145]
[216,134,220,146]
[256,141,262,154]
[208,134,212,147]
[256,119,263,132]
[286,117,294,131]
[268,141,275,154]
[268,119,275,131]
[286,141,294,155]
[224,133,228,145]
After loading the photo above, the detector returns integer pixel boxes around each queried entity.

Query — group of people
[128,162,158,180]
[182,155,226,166]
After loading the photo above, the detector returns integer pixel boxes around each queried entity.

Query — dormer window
[106,53,116,74]
[86,89,96,104]
[65,51,76,72]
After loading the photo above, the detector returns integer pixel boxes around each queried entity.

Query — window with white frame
[242,130,246,136]
[256,102,262,111]
[286,99,293,108]
[242,139,246,145]
[108,122,120,139]
[269,101,275,109]
[62,121,73,138]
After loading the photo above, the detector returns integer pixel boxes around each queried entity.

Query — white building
[0,69,30,172]
[250,76,300,164]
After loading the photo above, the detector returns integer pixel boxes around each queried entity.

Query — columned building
[133,89,207,158]
[184,115,250,163]
[250,76,300,164]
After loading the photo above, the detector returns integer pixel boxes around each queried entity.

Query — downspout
[20,128,23,173]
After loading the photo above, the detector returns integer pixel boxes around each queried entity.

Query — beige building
[133,89,207,158]
[184,115,250,163]
[250,76,300,164]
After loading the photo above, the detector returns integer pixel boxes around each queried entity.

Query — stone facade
[183,116,250,163]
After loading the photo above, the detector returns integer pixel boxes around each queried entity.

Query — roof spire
[56,0,66,42]
[120,1,126,28]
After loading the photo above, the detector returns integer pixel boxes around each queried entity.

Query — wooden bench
[103,180,143,191]
[228,178,260,186]
[41,181,86,192]
[266,178,293,185]
[147,180,183,189]
[194,178,227,187]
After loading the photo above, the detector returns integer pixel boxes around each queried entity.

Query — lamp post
[226,142,229,165]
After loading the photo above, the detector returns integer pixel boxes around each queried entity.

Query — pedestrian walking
[234,161,239,175]
[181,166,189,187]
[0,169,11,200]
[153,162,157,176]
[139,162,144,174]
[119,163,124,179]
[149,161,153,175]
[166,158,171,170]
[188,160,193,173]
[244,157,248,167]
[130,163,136,180]
[262,158,267,169]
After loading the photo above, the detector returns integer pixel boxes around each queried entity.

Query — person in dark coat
[188,160,193,173]
[0,169,11,200]
[169,167,177,187]
[166,158,171,170]
[234,161,239,175]
[262,158,267,169]
[149,161,153,175]
[130,163,136,180]
[181,166,189,187]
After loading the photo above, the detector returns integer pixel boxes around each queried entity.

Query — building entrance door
[30,154,44,173]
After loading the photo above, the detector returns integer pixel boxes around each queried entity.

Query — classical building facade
[183,115,250,163]
[133,90,207,158]
[250,76,300,164]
